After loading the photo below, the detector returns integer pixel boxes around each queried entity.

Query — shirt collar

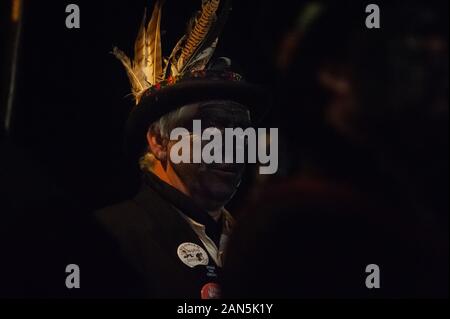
[180,209,235,267]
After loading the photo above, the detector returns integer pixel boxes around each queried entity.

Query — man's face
[167,101,252,212]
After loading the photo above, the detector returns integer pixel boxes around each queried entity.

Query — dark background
[0,0,448,297]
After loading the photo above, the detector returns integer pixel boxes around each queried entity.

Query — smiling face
[147,100,252,212]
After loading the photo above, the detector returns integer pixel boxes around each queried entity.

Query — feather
[113,1,166,105]
[133,9,148,86]
[113,0,232,106]
[184,38,218,72]
[167,35,186,77]
[112,47,144,98]
[177,0,221,72]
[171,15,198,74]
[178,0,232,74]
[145,0,165,85]
[190,0,232,68]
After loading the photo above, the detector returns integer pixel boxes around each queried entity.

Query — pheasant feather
[178,0,220,72]
[145,0,164,85]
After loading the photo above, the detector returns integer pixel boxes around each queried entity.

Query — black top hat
[125,65,268,162]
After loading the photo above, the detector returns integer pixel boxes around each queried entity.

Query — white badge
[177,242,209,268]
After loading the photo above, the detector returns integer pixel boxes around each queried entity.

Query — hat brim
[124,79,269,162]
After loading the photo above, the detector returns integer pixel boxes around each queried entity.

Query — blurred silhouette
[222,0,448,298]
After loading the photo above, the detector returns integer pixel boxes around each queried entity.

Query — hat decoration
[113,0,233,105]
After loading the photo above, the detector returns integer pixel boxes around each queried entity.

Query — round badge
[177,242,209,268]
[201,283,221,299]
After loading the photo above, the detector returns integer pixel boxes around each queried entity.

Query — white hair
[139,103,197,172]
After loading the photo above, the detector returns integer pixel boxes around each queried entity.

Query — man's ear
[147,128,168,162]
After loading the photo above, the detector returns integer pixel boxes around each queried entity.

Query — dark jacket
[83,173,224,299]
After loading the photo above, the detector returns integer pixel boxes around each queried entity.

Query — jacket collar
[142,172,224,246]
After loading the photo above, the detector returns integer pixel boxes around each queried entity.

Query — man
[83,0,265,298]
